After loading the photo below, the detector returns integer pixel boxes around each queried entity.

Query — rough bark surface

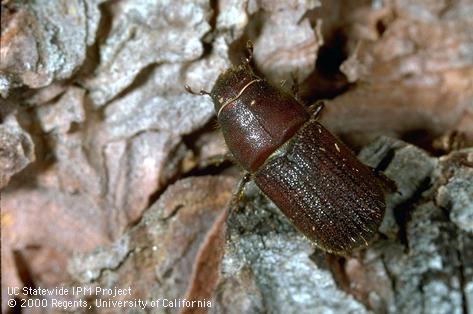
[1,0,472,313]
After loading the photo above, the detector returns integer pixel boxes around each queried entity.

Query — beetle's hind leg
[371,168,399,194]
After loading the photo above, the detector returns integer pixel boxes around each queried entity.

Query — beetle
[186,42,390,255]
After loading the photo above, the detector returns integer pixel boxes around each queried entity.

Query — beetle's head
[184,41,258,117]
[210,65,260,117]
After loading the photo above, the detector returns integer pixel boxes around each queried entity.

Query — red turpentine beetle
[186,42,390,255]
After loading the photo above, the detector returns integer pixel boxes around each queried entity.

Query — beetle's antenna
[184,84,210,96]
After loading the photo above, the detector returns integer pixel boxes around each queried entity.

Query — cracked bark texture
[1,0,473,313]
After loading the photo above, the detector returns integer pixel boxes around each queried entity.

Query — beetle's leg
[242,41,255,71]
[308,101,325,119]
[228,172,252,213]
[370,168,399,194]
[291,73,300,101]
[246,40,254,63]
[291,81,299,96]
[199,152,234,169]
[184,84,210,96]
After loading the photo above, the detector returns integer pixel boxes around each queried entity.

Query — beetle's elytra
[194,48,386,255]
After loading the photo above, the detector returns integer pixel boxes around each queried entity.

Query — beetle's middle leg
[228,172,252,213]
[308,101,325,119]
[290,72,302,102]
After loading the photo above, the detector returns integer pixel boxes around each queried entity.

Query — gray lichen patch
[435,150,473,233]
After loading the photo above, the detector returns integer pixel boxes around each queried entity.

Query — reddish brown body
[210,65,386,255]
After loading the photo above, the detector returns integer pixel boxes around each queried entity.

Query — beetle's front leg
[199,152,234,169]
